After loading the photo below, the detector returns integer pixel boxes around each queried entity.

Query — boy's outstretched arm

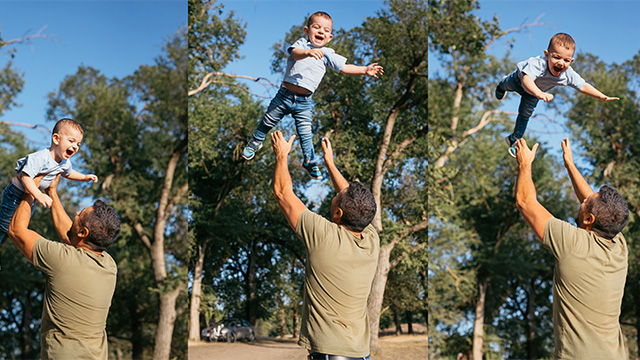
[521,74,554,102]
[341,63,384,78]
[19,173,52,208]
[578,83,619,101]
[63,170,98,183]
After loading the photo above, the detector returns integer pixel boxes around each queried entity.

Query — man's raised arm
[321,137,348,194]
[514,139,553,241]
[8,178,42,263]
[271,131,308,231]
[45,175,72,245]
[561,138,595,203]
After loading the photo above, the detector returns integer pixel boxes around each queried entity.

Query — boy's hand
[366,63,384,78]
[321,137,334,164]
[35,193,53,209]
[602,95,620,102]
[538,92,554,102]
[306,48,324,60]
[85,174,98,183]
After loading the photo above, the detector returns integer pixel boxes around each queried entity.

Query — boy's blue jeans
[498,70,540,140]
[0,182,27,245]
[252,86,317,165]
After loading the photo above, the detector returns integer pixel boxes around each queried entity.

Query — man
[271,130,379,360]
[8,175,120,360]
[514,137,628,359]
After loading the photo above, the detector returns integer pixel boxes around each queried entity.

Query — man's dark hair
[336,181,376,233]
[585,185,629,240]
[83,200,121,252]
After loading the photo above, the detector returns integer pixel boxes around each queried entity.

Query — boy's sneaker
[303,162,323,180]
[495,85,506,100]
[505,135,517,158]
[242,139,262,160]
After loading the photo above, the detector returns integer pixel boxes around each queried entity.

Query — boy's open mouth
[66,148,75,157]
[553,66,562,74]
[315,35,324,42]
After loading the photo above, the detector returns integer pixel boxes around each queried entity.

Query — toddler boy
[0,118,97,245]
[496,33,618,157]
[242,11,384,179]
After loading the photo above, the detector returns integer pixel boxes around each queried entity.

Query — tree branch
[188,71,277,96]
[2,26,50,47]
[0,120,51,135]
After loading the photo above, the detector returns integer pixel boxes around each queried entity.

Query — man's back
[544,218,627,359]
[33,237,117,360]
[296,209,379,357]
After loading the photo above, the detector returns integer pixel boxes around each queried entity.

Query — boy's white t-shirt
[283,37,347,93]
[517,56,586,93]
[15,149,73,191]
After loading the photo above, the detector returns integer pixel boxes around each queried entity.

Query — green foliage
[45,28,188,359]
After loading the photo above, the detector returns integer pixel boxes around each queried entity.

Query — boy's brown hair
[548,33,575,51]
[52,118,83,136]
[307,11,332,27]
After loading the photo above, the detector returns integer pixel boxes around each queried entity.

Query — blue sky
[0,0,187,147]
[429,0,640,167]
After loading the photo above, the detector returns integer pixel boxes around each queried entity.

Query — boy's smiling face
[52,126,83,162]
[304,15,333,48]
[544,43,575,76]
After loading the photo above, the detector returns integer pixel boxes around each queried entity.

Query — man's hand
[561,137,574,169]
[306,48,324,60]
[45,174,61,197]
[322,137,334,164]
[538,92,554,102]
[85,174,98,183]
[515,138,539,167]
[365,63,384,78]
[271,131,296,160]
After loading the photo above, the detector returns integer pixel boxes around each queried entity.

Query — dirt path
[188,335,427,360]
[188,338,307,360]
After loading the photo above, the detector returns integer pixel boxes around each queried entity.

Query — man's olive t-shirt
[33,237,117,360]
[295,210,380,357]
[543,218,627,359]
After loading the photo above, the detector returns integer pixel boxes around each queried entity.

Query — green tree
[564,50,640,358]
[46,29,188,360]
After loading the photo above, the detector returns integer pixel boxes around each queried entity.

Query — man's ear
[78,225,89,240]
[333,207,343,223]
[583,213,596,227]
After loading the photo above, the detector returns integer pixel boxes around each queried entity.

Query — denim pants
[498,70,540,140]
[0,182,27,245]
[252,86,317,165]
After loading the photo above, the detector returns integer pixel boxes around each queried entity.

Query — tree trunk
[188,242,206,341]
[130,292,144,360]
[292,306,299,338]
[278,304,286,337]
[152,285,183,360]
[367,242,394,352]
[245,239,258,324]
[20,290,32,357]
[393,308,402,335]
[471,280,487,360]
[527,278,537,360]
[406,310,414,334]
